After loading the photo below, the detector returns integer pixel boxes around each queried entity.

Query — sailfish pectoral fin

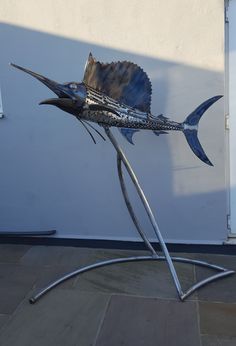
[119,128,140,144]
[83,121,106,141]
[75,116,97,144]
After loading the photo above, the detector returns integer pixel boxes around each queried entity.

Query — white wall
[0,0,227,243]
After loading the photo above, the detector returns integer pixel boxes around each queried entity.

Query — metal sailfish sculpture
[11,53,222,166]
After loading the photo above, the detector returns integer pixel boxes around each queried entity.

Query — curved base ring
[29,128,234,304]
[29,255,234,304]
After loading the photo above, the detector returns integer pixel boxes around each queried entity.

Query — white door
[229,0,236,235]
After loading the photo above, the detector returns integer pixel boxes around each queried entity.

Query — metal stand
[29,129,234,303]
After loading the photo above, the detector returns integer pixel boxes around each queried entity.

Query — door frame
[226,0,236,239]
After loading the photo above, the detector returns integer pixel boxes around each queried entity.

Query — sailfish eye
[69,83,78,90]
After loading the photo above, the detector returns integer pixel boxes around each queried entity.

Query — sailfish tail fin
[183,95,223,166]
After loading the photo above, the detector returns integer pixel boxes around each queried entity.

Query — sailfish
[11,53,222,166]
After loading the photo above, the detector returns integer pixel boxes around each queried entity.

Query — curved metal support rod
[117,154,157,256]
[105,128,183,297]
[181,270,234,301]
[29,255,234,304]
[28,128,234,305]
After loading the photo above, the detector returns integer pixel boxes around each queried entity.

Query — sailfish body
[76,84,183,131]
[11,53,222,166]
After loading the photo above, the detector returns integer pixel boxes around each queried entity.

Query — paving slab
[195,254,236,303]
[32,264,79,289]
[20,245,76,266]
[22,247,196,299]
[20,245,142,267]
[0,289,110,346]
[73,257,195,299]
[0,263,38,314]
[0,262,76,314]
[2,245,236,346]
[0,315,9,331]
[199,302,236,338]
[201,335,236,346]
[0,245,31,263]
[95,295,201,346]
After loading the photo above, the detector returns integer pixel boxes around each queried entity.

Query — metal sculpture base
[29,129,234,303]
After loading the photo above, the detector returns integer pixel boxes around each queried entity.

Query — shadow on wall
[0,23,227,243]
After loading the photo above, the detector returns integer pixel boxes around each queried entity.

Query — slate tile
[199,302,236,338]
[0,263,38,314]
[95,295,201,346]
[0,314,9,331]
[23,247,198,299]
[0,245,31,263]
[20,246,70,266]
[201,335,236,346]
[20,245,141,267]
[32,264,77,289]
[0,289,110,346]
[69,247,147,266]
[19,247,198,303]
[20,246,148,293]
[195,254,236,303]
[0,260,78,315]
[73,257,195,299]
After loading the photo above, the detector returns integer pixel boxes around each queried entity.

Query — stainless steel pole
[105,128,183,298]
[117,154,157,256]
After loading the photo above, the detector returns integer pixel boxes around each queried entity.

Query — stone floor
[0,244,235,346]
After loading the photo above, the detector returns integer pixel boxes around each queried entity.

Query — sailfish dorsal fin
[83,53,152,113]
